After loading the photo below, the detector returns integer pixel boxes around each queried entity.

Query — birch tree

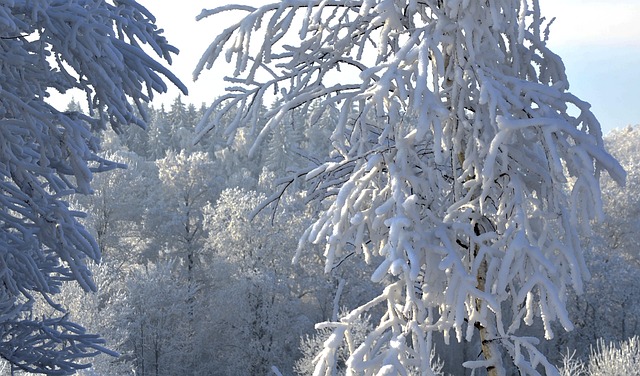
[194,1,625,374]
[0,0,185,373]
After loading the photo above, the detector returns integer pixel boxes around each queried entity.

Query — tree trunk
[475,254,503,376]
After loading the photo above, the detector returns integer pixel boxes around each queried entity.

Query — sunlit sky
[137,1,640,135]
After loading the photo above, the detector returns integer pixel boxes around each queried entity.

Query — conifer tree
[0,1,185,372]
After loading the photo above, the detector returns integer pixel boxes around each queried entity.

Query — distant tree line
[3,96,636,375]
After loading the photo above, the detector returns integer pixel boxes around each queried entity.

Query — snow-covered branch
[0,0,185,372]
[196,0,624,374]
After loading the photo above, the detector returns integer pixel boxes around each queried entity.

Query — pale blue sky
[140,1,639,135]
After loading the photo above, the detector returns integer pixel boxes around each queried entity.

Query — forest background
[4,1,640,375]
[6,96,639,375]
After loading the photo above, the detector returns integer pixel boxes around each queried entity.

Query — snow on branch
[196,0,625,374]
[0,0,186,372]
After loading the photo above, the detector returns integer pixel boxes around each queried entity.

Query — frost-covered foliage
[74,151,154,256]
[49,263,132,376]
[119,262,194,376]
[597,126,640,260]
[203,187,315,375]
[195,0,624,374]
[294,310,374,376]
[559,350,587,376]
[566,251,640,349]
[61,107,347,374]
[587,337,640,376]
[295,309,445,376]
[550,125,640,363]
[151,150,219,276]
[559,336,640,376]
[0,0,184,373]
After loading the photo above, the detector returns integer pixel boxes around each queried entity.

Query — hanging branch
[195,1,625,374]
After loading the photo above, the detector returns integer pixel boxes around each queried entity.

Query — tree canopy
[0,0,185,373]
[194,1,625,374]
